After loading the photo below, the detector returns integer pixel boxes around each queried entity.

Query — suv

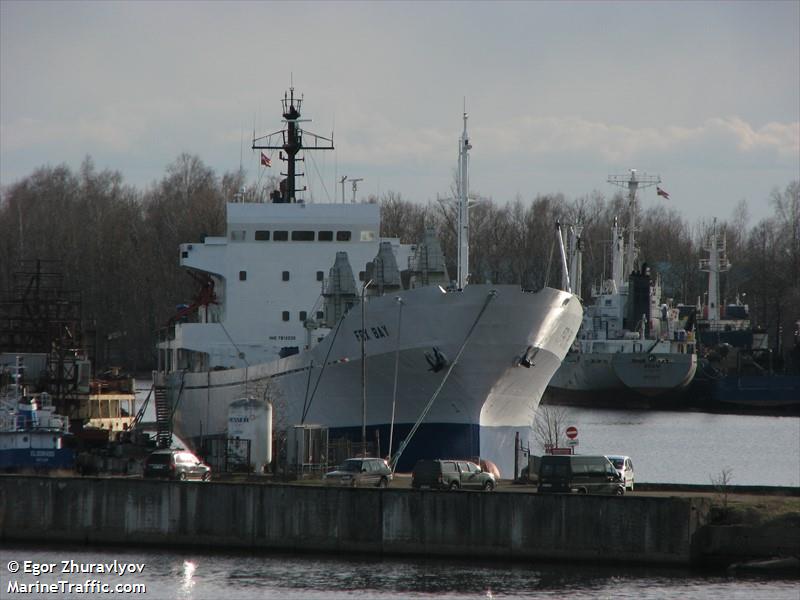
[538,455,623,495]
[412,459,496,491]
[143,449,211,482]
[323,457,392,488]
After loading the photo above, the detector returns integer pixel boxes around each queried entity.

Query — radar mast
[607,169,661,273]
[252,88,334,203]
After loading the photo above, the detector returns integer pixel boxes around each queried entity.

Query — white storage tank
[227,397,272,473]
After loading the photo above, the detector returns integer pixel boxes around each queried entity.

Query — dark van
[538,455,624,495]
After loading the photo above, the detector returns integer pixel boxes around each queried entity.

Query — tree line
[1,155,797,372]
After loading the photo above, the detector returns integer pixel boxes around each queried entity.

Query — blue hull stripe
[0,449,74,470]
[329,423,480,472]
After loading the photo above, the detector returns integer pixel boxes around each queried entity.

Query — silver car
[323,457,392,488]
[606,455,635,491]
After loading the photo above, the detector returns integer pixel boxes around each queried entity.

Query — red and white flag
[260,152,271,167]
[656,186,670,199]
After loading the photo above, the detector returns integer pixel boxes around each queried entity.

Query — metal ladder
[154,385,172,448]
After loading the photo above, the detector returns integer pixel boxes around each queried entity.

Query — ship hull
[0,433,74,471]
[163,284,581,477]
[546,350,697,400]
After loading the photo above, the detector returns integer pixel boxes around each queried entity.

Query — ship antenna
[239,124,244,174]
[607,169,661,273]
[456,103,472,290]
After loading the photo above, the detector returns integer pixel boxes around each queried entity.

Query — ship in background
[687,220,800,412]
[544,170,697,407]
[154,89,583,476]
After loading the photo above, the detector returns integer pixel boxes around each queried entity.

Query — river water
[2,543,798,600]
[542,407,800,487]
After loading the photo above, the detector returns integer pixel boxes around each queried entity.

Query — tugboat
[154,89,584,476]
[545,170,697,406]
[0,356,74,471]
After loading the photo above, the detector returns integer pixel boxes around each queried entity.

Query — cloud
[330,114,799,172]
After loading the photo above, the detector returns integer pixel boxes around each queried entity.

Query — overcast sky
[2,1,798,224]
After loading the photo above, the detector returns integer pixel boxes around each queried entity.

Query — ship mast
[610,217,625,292]
[456,108,472,290]
[607,169,661,274]
[251,88,334,203]
[699,218,730,322]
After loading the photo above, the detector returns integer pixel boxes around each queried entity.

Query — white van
[605,455,635,491]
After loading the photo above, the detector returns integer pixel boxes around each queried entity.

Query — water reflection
[1,543,797,600]
[181,560,196,597]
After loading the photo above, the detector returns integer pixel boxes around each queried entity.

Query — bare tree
[533,405,571,452]
[710,466,734,510]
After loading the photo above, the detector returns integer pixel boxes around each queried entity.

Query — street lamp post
[361,279,373,453]
[388,297,404,465]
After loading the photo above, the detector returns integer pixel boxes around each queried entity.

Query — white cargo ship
[155,90,582,476]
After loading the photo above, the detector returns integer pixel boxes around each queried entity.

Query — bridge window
[291,230,315,241]
[336,231,352,242]
[230,230,246,241]
[273,231,289,241]
[239,271,247,281]
[318,231,333,241]
[282,271,290,282]
[282,311,290,322]
[255,230,270,241]
[316,271,324,281]
[299,311,307,321]
[360,230,376,242]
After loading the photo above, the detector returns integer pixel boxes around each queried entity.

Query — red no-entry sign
[565,426,578,439]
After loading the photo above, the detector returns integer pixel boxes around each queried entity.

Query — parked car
[323,457,392,488]
[605,455,635,491]
[412,459,496,491]
[143,449,211,481]
[537,455,624,495]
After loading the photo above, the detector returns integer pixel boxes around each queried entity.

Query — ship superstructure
[155,91,583,476]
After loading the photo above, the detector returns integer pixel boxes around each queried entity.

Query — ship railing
[89,378,135,394]
[0,412,14,430]
[700,319,750,332]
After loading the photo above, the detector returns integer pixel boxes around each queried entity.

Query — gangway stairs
[154,385,172,448]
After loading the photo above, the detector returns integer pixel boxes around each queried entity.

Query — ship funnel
[409,228,450,289]
[322,252,359,327]
[365,242,402,296]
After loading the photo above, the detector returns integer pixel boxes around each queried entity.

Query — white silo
[227,397,272,473]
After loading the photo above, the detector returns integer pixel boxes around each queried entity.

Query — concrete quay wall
[0,477,708,565]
